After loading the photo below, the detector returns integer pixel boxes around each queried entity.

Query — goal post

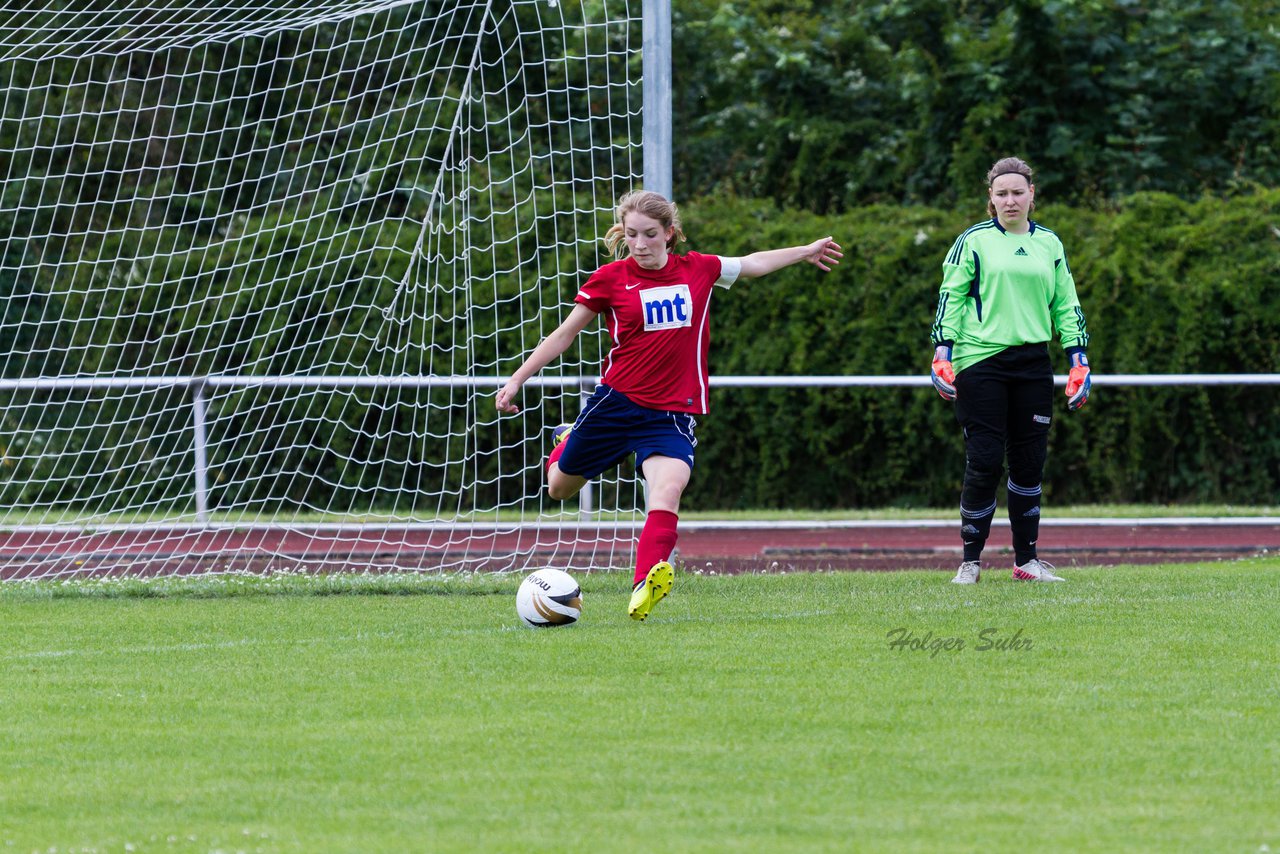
[0,0,650,578]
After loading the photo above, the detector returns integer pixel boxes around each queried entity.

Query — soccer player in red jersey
[496,190,841,620]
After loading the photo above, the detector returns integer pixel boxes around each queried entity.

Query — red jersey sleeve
[574,261,620,314]
[682,251,720,280]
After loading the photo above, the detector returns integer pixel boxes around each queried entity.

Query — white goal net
[0,0,645,579]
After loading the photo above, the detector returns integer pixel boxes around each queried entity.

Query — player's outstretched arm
[737,236,842,278]
[496,304,599,415]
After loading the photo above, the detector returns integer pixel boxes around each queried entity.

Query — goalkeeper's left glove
[1065,350,1091,411]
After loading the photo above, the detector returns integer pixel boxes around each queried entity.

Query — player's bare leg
[545,425,588,501]
[547,467,587,501]
[641,455,690,515]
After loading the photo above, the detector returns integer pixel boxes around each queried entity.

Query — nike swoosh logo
[625,282,643,290]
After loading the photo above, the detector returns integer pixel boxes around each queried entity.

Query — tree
[672,0,1280,209]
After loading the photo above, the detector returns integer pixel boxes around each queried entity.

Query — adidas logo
[1014,247,1028,256]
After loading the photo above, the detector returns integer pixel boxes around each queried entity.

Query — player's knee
[547,482,581,502]
[647,480,686,512]
[963,467,1001,496]
[1007,466,1045,491]
[546,472,582,502]
[963,445,1003,491]
[1008,454,1047,485]
[1008,434,1048,477]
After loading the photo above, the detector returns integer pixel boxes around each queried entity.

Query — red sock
[545,437,568,474]
[635,509,679,585]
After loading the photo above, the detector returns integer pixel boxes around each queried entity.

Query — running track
[669,518,1280,571]
[1,518,1277,578]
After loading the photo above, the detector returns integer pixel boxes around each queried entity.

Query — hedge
[676,188,1280,508]
[1,188,1275,512]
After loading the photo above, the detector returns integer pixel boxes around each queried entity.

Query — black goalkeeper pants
[953,343,1054,564]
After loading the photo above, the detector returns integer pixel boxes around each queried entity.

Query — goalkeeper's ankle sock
[960,499,996,563]
[1007,478,1043,564]
[634,509,678,585]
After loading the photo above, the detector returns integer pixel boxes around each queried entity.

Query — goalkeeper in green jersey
[929,156,1091,585]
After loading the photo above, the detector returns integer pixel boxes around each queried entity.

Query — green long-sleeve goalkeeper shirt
[930,218,1089,374]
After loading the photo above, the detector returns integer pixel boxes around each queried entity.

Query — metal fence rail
[3,374,1277,521]
[5,373,1278,392]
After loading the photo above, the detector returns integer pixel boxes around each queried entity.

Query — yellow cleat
[628,560,674,621]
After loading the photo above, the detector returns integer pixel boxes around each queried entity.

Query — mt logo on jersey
[641,284,693,331]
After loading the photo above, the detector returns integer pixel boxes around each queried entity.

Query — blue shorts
[557,385,697,479]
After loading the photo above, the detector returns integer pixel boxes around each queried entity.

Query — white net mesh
[0,0,645,578]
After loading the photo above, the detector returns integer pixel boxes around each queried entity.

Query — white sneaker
[1013,559,1064,582]
[951,561,981,584]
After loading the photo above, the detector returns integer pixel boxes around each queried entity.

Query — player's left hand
[1065,351,1091,410]
[804,237,843,272]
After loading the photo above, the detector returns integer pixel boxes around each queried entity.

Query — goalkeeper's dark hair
[604,190,686,258]
[986,156,1036,217]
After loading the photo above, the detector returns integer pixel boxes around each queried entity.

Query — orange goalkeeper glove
[931,344,956,402]
[1065,350,1091,410]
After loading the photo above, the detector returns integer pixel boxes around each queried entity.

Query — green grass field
[2,561,1277,852]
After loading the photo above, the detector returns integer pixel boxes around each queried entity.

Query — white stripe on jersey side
[600,306,622,379]
[693,289,714,412]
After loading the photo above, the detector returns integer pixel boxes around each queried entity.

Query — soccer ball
[515,568,583,628]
